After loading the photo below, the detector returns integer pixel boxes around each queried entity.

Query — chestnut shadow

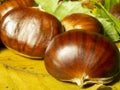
[83,70,120,88]
[107,71,120,85]
[0,42,6,51]
[13,53,45,61]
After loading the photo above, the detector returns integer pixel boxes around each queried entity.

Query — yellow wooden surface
[0,46,120,90]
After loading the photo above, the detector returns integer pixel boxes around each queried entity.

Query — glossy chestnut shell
[62,13,104,34]
[44,29,120,87]
[0,7,63,59]
[0,0,34,20]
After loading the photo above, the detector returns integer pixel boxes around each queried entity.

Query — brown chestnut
[110,3,120,20]
[0,7,63,59]
[62,13,104,34]
[44,29,120,87]
[0,0,34,20]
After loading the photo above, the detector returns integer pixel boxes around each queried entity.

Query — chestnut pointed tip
[62,73,90,87]
[62,71,120,87]
[63,78,83,87]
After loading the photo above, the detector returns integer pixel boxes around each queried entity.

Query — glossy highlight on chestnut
[0,7,64,59]
[44,29,120,87]
[62,13,104,34]
[0,0,34,20]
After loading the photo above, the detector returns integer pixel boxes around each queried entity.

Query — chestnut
[0,7,64,59]
[62,13,104,34]
[44,29,120,87]
[110,3,120,20]
[0,0,34,20]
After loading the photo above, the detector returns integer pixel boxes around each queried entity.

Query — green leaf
[98,18,120,41]
[94,3,120,41]
[34,0,59,14]
[35,0,91,20]
[103,0,120,10]
[53,1,91,20]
